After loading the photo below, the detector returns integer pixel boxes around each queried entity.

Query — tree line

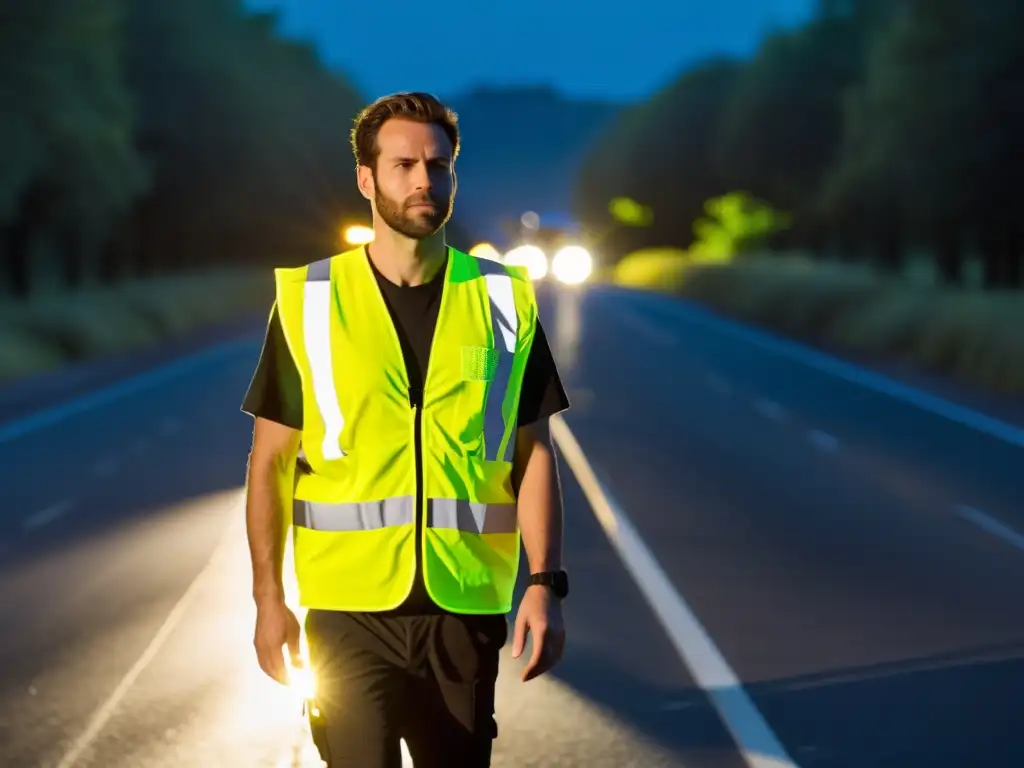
[0,0,378,298]
[573,0,1024,288]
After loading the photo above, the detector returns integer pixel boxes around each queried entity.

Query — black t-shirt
[240,251,570,615]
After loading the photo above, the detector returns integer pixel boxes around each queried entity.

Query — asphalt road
[1,282,1023,767]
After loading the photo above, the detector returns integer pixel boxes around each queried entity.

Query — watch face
[552,571,569,598]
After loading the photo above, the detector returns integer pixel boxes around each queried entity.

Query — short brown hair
[350,92,460,170]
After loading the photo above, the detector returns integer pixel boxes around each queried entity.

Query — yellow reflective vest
[273,246,538,614]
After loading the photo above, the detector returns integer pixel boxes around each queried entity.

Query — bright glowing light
[551,245,593,285]
[469,242,502,261]
[504,244,548,280]
[344,225,374,245]
[289,663,317,701]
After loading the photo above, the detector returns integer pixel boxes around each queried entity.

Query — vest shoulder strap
[449,247,532,285]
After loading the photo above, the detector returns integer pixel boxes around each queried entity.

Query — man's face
[361,118,455,239]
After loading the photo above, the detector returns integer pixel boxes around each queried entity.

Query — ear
[356,165,375,201]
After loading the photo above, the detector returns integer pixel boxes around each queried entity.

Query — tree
[821,0,1024,285]
[714,1,901,254]
[118,0,366,275]
[572,57,742,259]
[0,0,148,295]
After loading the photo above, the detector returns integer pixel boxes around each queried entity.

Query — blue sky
[245,0,815,102]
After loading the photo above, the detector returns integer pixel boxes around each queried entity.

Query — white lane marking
[753,398,787,422]
[707,373,732,396]
[616,290,1024,449]
[807,430,839,453]
[615,305,677,346]
[92,455,120,477]
[23,499,74,530]
[53,516,237,768]
[550,414,797,768]
[956,506,1024,552]
[0,334,261,445]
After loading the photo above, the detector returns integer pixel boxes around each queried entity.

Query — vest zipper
[410,387,424,586]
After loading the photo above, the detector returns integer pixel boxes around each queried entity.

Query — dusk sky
[245,0,816,102]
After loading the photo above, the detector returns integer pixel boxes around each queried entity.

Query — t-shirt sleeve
[516,320,570,428]
[240,304,304,430]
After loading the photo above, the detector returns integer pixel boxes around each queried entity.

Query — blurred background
[2,1,1023,766]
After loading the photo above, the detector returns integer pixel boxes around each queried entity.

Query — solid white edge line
[549,414,799,768]
[0,334,262,445]
[610,287,1024,450]
[53,512,239,768]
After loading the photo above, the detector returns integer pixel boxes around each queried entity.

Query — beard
[374,184,453,240]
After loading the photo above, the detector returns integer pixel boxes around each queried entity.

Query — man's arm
[512,418,564,573]
[245,416,301,605]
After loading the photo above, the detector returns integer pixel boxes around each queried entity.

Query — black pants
[304,609,508,768]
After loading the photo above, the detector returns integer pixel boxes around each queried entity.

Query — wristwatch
[527,570,569,599]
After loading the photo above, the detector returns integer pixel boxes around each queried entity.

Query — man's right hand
[253,598,302,685]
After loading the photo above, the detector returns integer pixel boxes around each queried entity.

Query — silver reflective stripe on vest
[294,495,414,531]
[303,257,346,460]
[428,498,519,534]
[480,259,519,463]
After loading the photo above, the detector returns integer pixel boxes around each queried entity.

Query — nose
[411,161,432,191]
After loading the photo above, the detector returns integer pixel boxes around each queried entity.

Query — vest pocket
[461,345,500,381]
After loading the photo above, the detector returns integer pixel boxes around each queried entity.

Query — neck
[366,225,447,287]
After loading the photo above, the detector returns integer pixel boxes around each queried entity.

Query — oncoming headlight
[551,245,593,285]
[504,245,548,280]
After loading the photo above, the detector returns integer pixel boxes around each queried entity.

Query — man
[241,91,570,768]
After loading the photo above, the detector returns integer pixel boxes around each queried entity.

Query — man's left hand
[511,584,566,681]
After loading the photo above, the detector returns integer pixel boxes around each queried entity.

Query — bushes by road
[0,270,271,385]
[574,0,1024,288]
[611,254,1024,396]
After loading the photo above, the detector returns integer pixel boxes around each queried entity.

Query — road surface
[1,282,1023,767]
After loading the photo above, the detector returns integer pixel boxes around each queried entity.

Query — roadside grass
[610,251,1024,396]
[0,269,272,385]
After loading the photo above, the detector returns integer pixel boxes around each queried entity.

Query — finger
[511,612,529,659]
[521,626,547,681]
[286,628,303,667]
[526,626,567,681]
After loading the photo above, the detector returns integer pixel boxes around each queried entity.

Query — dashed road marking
[808,430,839,453]
[23,499,74,531]
[754,398,788,422]
[956,505,1024,552]
[614,305,678,346]
[615,290,1024,449]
